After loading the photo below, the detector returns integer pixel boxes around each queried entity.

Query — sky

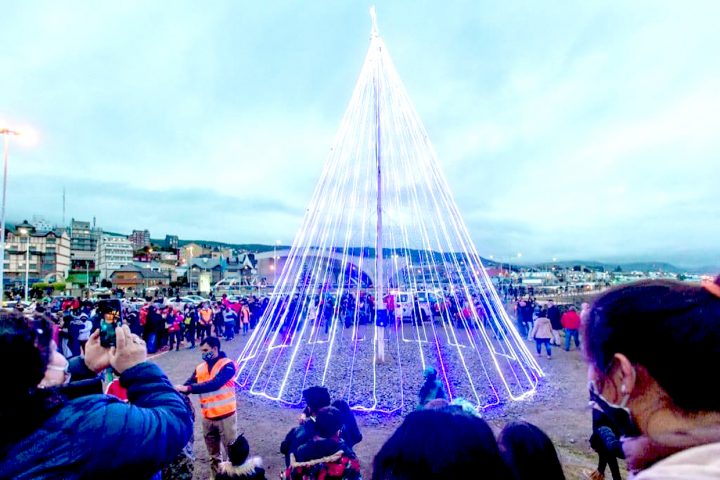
[1,1,718,268]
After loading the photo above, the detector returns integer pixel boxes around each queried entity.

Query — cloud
[1,1,718,267]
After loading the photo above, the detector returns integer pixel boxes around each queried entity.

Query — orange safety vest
[199,308,213,325]
[195,357,237,419]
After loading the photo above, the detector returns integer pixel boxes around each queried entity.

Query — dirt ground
[153,331,626,480]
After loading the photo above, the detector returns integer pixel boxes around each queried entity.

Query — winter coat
[285,438,361,480]
[547,305,562,329]
[216,457,266,480]
[530,317,553,340]
[0,362,193,480]
[281,419,317,467]
[561,310,581,330]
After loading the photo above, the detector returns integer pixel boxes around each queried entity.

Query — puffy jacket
[0,362,193,480]
[530,317,553,340]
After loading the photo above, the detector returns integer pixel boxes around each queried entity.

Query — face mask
[202,352,215,362]
[589,381,641,438]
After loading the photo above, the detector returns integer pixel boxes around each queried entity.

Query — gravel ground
[153,330,626,480]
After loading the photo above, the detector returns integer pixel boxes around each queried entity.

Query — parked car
[1,300,33,310]
[183,295,209,304]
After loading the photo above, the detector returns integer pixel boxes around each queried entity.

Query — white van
[388,291,433,322]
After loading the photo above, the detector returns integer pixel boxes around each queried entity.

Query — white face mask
[589,377,640,438]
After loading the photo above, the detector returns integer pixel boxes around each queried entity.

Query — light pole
[17,225,30,301]
[274,240,281,286]
[0,128,20,301]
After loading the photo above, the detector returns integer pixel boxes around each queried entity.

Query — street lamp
[17,225,30,301]
[0,128,20,301]
[85,259,91,290]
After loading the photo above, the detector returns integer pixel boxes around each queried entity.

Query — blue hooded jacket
[0,362,193,479]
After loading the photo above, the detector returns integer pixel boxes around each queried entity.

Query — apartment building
[3,221,71,285]
[97,234,133,280]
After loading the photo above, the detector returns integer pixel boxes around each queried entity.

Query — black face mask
[589,381,641,438]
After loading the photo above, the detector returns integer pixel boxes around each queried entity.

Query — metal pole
[370,12,386,363]
[0,131,15,301]
[24,236,29,301]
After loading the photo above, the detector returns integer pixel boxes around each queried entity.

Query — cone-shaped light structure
[236,9,543,413]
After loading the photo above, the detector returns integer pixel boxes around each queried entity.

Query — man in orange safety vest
[176,336,237,477]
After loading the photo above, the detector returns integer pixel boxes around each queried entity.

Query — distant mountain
[522,260,718,275]
[146,237,718,274]
[150,238,282,253]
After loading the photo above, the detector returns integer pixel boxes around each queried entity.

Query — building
[187,257,226,290]
[110,264,167,294]
[3,221,71,287]
[210,247,233,260]
[159,252,178,263]
[179,242,209,264]
[31,215,54,233]
[97,234,133,280]
[128,229,151,250]
[225,253,257,285]
[165,235,179,250]
[69,219,100,270]
[70,219,98,253]
[132,261,177,283]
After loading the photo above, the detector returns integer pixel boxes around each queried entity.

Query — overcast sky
[2,1,718,267]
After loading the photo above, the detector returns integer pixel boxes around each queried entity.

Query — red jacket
[561,310,581,330]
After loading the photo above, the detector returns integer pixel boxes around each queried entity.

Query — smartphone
[98,299,123,348]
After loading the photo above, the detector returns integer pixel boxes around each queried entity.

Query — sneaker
[547,355,552,359]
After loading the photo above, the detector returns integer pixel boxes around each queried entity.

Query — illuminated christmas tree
[236,8,542,413]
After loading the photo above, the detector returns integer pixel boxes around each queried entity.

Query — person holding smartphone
[0,313,193,479]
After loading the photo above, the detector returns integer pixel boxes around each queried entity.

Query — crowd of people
[516,297,584,358]
[1,274,719,479]
[13,293,270,361]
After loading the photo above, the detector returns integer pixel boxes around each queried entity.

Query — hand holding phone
[83,330,111,373]
[109,325,147,374]
[98,299,123,348]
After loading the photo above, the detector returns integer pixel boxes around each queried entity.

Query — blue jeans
[146,332,157,353]
[224,322,235,340]
[535,338,551,356]
[565,328,580,350]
